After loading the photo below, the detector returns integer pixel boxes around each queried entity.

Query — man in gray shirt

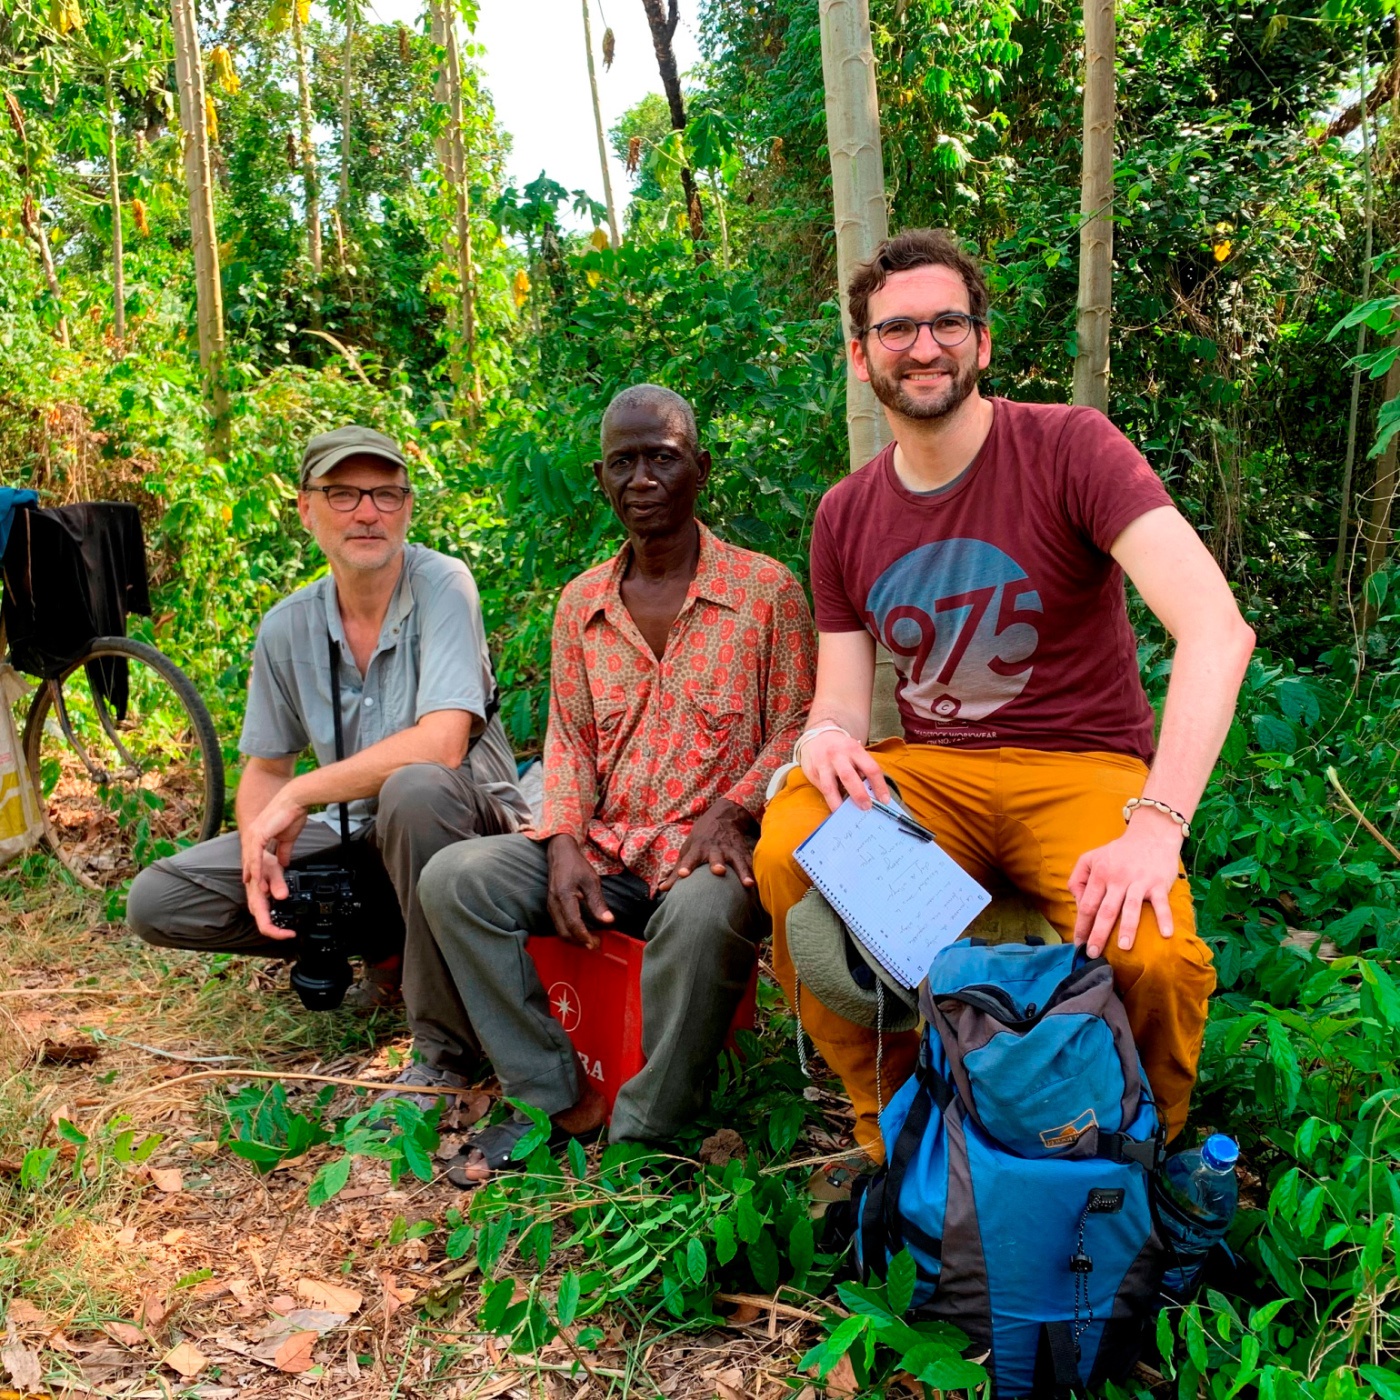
[127,425,528,1102]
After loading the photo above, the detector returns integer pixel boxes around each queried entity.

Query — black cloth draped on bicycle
[2,501,152,718]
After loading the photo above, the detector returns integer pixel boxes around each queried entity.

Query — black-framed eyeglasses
[304,484,413,513]
[865,313,985,352]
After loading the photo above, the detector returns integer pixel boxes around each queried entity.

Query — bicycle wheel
[20,636,225,889]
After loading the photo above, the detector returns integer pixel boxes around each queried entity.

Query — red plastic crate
[525,929,759,1115]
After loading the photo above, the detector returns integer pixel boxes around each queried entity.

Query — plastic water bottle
[1154,1133,1239,1301]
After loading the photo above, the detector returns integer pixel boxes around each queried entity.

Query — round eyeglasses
[304,485,413,513]
[865,313,984,352]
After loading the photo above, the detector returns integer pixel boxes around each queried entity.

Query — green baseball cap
[300,425,407,485]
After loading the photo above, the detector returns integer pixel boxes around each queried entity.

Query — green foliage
[218,1081,441,1190]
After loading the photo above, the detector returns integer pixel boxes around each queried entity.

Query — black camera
[270,863,364,1011]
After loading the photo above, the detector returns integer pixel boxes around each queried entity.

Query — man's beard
[867,355,980,420]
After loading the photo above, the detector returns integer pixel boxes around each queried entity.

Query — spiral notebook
[795,797,991,989]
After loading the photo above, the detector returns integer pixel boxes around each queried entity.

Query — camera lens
[291,955,354,1011]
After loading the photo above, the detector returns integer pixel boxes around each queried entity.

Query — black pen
[869,798,935,842]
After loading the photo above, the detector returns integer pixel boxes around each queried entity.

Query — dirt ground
[0,862,848,1400]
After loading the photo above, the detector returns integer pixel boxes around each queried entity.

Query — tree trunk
[338,3,354,234]
[638,0,704,246]
[170,0,229,448]
[1332,34,1375,602]
[817,0,898,741]
[106,79,125,353]
[1361,345,1400,615]
[292,2,322,280]
[1072,0,1115,414]
[20,199,69,348]
[582,0,620,248]
[428,0,457,335]
[443,13,480,405]
[818,0,892,474]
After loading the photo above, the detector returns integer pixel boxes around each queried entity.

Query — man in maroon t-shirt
[754,229,1255,1154]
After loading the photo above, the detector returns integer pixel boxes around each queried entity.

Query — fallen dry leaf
[825,1354,859,1397]
[256,1309,346,1339]
[0,1341,42,1391]
[712,1363,746,1400]
[378,1271,414,1321]
[138,1289,168,1328]
[148,1167,183,1194]
[296,1278,363,1315]
[162,1341,208,1378]
[270,1330,317,1374]
[723,1300,763,1327]
[103,1321,146,1348]
[4,1303,46,1328]
[269,1294,298,1314]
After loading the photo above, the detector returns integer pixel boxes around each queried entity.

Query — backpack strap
[1097,1130,1164,1170]
[881,1061,953,1254]
[858,1057,954,1277]
[1034,1321,1082,1398]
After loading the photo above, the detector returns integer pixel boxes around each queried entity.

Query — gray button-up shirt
[239,544,528,832]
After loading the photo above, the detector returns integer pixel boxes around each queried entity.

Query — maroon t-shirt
[810,398,1174,762]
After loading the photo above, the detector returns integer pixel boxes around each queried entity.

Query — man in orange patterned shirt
[420,385,816,1179]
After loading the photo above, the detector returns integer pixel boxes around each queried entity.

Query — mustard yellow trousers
[753,742,1215,1158]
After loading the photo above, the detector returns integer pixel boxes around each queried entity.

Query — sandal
[444,1117,603,1189]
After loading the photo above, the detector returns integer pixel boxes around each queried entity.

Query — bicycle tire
[20,635,225,888]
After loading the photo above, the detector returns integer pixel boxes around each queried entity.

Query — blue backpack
[850,941,1167,1398]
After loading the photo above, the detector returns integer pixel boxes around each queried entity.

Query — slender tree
[582,0,620,248]
[818,0,891,473]
[170,0,228,444]
[428,0,480,403]
[280,0,322,279]
[818,0,899,744]
[639,0,703,244]
[1072,0,1115,414]
[338,0,356,228]
[1333,34,1375,601]
[104,72,125,351]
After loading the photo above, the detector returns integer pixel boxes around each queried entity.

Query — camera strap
[327,631,352,855]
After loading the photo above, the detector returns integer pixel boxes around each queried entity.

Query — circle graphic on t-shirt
[865,539,1043,724]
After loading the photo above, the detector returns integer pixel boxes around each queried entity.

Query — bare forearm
[235,763,293,828]
[1142,622,1254,819]
[287,713,470,809]
[809,631,877,743]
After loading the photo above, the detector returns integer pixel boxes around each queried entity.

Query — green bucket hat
[785,887,921,1033]
[300,424,406,485]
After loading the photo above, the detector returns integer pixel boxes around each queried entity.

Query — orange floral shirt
[535,523,817,891]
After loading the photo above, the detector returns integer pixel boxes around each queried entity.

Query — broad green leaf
[556,1271,581,1327]
[886,1248,918,1316]
[507,1099,552,1160]
[307,1153,351,1206]
[686,1237,708,1287]
[713,1214,737,1265]
[445,1225,476,1260]
[747,1227,779,1294]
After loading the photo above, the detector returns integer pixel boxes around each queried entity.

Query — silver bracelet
[1123,797,1190,840]
[793,722,849,764]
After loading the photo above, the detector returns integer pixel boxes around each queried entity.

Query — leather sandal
[444,1118,603,1189]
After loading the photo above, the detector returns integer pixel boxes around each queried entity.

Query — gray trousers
[126,762,511,1071]
[418,833,764,1143]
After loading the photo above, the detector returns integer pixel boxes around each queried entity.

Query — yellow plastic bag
[0,663,43,864]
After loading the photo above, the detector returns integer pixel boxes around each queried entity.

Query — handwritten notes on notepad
[795,798,991,988]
